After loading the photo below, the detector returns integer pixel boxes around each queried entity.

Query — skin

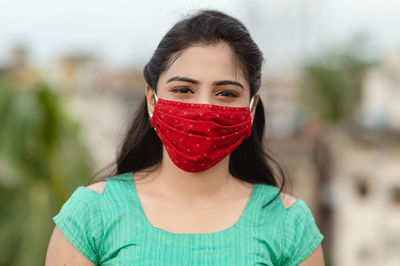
[45,42,324,265]
[144,42,258,204]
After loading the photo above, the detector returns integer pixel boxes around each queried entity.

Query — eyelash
[171,87,194,94]
[171,87,239,98]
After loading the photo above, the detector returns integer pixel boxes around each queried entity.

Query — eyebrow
[167,76,198,84]
[213,80,244,90]
[166,76,244,90]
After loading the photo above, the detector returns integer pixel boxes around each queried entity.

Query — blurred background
[1,0,399,265]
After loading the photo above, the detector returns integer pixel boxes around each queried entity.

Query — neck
[152,148,233,199]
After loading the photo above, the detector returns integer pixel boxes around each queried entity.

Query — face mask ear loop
[249,95,255,111]
[152,89,158,104]
[150,89,158,132]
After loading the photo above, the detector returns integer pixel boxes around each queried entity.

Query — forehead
[159,42,247,85]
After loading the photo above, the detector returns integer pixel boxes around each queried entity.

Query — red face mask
[151,94,254,172]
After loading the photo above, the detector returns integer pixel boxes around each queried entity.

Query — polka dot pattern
[151,98,252,172]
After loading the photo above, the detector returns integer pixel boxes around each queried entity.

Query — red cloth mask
[151,97,253,172]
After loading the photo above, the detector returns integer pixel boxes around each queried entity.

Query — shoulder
[254,185,323,264]
[51,186,105,265]
[86,181,107,195]
[281,196,324,265]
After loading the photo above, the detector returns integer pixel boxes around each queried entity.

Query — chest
[139,194,248,234]
[100,229,278,266]
[97,182,285,265]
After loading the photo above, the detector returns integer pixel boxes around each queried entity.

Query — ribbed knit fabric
[53,172,324,265]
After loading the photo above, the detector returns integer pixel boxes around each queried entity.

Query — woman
[46,10,324,265]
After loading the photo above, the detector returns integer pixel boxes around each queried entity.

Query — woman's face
[146,42,258,114]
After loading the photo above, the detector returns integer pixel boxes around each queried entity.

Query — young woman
[46,10,324,265]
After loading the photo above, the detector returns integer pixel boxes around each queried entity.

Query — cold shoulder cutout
[86,181,107,195]
[280,192,298,209]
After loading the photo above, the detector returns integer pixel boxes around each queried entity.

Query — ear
[145,84,157,114]
[250,94,260,123]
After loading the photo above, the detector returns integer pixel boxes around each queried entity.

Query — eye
[216,90,239,98]
[171,86,194,94]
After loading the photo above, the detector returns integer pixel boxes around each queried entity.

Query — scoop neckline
[128,171,258,237]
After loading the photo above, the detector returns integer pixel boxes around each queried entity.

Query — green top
[53,172,323,265]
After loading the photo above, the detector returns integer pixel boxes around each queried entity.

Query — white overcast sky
[0,0,399,70]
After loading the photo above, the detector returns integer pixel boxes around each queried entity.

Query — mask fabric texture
[151,98,252,172]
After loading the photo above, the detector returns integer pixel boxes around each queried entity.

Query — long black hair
[90,9,288,207]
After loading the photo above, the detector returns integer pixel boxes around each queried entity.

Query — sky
[0,0,399,71]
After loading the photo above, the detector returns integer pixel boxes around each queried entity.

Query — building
[360,50,400,130]
[331,129,400,266]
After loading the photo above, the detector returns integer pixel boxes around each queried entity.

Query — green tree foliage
[0,80,94,266]
[300,37,373,126]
